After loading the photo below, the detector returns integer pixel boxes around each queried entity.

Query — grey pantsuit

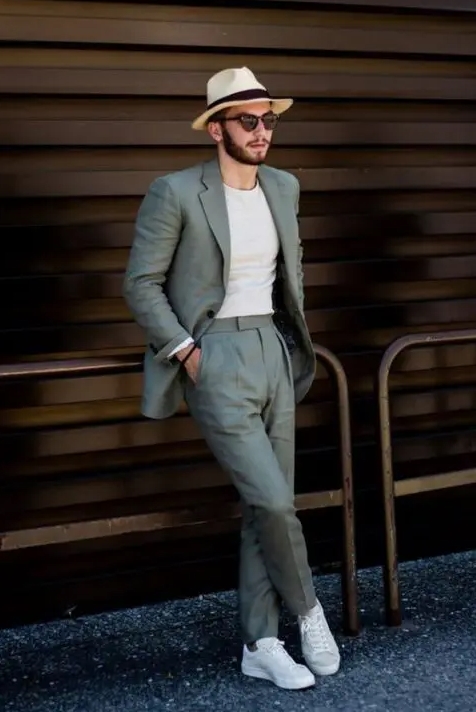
[123,159,318,643]
[185,316,316,641]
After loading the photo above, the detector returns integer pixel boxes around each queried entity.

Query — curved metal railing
[377,328,476,626]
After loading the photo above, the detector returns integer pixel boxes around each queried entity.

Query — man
[123,67,340,690]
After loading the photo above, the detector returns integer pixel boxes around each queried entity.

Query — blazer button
[207,309,215,318]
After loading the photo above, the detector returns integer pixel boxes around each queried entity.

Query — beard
[222,126,269,165]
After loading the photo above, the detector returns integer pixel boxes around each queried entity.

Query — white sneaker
[298,600,341,676]
[241,637,315,690]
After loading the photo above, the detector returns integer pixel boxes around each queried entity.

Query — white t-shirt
[216,181,279,318]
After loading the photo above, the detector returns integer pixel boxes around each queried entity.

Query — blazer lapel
[198,160,296,289]
[258,165,295,270]
[199,159,231,286]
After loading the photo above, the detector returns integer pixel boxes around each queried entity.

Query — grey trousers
[185,315,316,643]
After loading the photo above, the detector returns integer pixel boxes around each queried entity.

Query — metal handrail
[313,343,359,636]
[378,328,476,626]
[0,355,141,380]
[0,343,359,635]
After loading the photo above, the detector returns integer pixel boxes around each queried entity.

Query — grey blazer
[123,158,316,419]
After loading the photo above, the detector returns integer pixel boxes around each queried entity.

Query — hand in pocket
[183,347,202,384]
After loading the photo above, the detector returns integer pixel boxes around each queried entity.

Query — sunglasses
[220,112,280,132]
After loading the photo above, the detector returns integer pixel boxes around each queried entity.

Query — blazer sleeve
[123,177,192,362]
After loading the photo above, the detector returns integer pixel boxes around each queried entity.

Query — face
[208,101,277,165]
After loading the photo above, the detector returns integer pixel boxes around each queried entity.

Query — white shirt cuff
[167,337,194,359]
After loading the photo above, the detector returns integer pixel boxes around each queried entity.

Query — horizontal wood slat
[2,67,475,100]
[1,211,475,249]
[3,343,476,412]
[0,402,325,457]
[1,384,475,431]
[3,257,476,308]
[2,14,476,56]
[336,0,476,9]
[2,1,476,18]
[4,275,476,324]
[3,148,476,174]
[0,489,343,551]
[2,425,476,518]
[2,49,474,80]
[394,468,476,496]
[1,1,475,33]
[262,0,476,10]
[2,166,476,198]
[3,121,476,146]
[2,190,475,226]
[2,97,475,122]
[6,320,476,360]
[3,298,476,357]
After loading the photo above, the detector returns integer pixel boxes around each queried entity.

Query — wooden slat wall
[1,0,476,624]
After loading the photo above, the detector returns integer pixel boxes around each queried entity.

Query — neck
[218,151,259,191]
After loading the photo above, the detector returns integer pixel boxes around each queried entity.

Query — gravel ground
[1,549,475,712]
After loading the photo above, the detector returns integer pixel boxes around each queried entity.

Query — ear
[207,121,223,144]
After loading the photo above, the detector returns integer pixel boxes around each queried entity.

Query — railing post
[377,336,410,627]
[313,344,359,635]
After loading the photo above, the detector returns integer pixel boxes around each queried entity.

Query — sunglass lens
[262,114,279,130]
[237,113,279,131]
[240,115,258,131]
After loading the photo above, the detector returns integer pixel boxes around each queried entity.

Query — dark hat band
[207,88,270,111]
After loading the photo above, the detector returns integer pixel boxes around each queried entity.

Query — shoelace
[260,639,298,668]
[300,613,332,652]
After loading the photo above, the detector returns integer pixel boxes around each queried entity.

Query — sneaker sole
[307,660,340,676]
[241,664,315,690]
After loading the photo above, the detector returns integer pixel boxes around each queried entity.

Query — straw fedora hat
[191,67,293,131]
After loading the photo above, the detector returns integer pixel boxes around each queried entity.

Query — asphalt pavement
[1,549,475,712]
